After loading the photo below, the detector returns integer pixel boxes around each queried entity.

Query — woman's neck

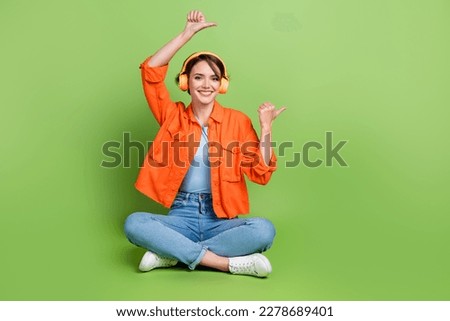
[192,102,214,126]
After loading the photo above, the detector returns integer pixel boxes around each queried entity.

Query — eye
[194,75,202,80]
[212,76,219,82]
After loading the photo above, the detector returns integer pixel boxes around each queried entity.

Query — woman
[124,10,286,277]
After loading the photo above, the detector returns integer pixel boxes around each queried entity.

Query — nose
[201,78,211,88]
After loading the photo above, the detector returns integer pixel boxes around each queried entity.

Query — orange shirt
[135,57,277,219]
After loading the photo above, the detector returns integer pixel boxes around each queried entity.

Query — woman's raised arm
[148,10,217,67]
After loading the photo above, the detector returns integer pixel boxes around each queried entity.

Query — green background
[1,0,449,300]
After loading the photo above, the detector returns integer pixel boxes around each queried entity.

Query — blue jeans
[124,192,276,270]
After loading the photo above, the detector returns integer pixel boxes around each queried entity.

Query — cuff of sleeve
[252,150,277,176]
[139,56,169,83]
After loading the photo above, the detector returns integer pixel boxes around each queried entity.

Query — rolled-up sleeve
[240,119,277,185]
[140,57,177,125]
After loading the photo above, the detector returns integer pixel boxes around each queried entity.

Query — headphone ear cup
[178,74,188,91]
[219,78,229,94]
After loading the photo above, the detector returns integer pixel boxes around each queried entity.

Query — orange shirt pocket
[220,146,242,182]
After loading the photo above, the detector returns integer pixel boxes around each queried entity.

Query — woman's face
[188,60,220,107]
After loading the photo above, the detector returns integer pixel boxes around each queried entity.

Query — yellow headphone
[178,51,229,94]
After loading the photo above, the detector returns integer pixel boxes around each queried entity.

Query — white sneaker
[138,251,178,272]
[228,253,272,277]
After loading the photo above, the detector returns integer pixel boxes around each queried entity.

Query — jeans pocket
[171,202,181,209]
[170,195,186,209]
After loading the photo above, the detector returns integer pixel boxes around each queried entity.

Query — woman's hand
[184,10,217,36]
[258,102,287,131]
[185,10,217,33]
[147,10,216,67]
[258,102,286,165]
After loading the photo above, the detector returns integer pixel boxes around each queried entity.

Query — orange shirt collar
[185,100,224,124]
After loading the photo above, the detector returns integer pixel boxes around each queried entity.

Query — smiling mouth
[198,91,214,96]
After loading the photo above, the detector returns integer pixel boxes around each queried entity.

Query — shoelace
[156,255,176,267]
[231,261,257,275]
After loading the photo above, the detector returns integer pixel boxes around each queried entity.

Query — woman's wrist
[260,124,272,134]
[180,29,194,42]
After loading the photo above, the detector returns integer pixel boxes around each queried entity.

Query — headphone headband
[178,51,229,94]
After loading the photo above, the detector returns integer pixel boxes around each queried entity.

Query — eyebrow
[193,73,219,79]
